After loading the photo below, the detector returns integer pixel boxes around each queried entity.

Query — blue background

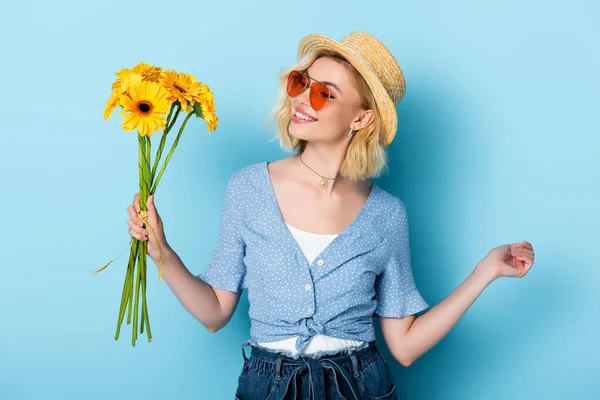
[1,0,598,399]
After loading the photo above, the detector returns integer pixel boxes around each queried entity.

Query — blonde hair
[266,49,389,182]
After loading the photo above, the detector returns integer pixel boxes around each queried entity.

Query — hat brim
[297,34,398,147]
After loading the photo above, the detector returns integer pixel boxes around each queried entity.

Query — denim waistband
[240,340,379,400]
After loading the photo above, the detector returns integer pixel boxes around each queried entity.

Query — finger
[147,195,155,213]
[133,192,141,213]
[509,244,521,255]
[147,195,161,222]
[512,248,533,258]
[515,255,533,267]
[127,219,147,235]
[127,206,144,226]
[506,264,523,277]
[522,250,534,259]
[129,228,147,241]
[510,257,525,275]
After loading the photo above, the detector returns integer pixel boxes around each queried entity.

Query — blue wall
[1,1,598,399]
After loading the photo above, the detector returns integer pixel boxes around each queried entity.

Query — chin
[288,122,316,140]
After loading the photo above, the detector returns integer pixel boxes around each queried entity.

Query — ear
[352,109,375,131]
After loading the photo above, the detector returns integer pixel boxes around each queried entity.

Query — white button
[307,306,312,313]
[317,259,324,266]
[305,283,312,291]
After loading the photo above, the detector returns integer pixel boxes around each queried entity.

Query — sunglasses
[286,70,363,111]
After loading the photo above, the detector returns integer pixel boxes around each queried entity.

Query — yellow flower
[200,88,218,132]
[193,90,218,132]
[111,62,162,93]
[120,73,143,93]
[132,62,162,82]
[118,80,172,137]
[202,109,218,132]
[104,91,120,120]
[159,69,203,112]
[104,74,145,120]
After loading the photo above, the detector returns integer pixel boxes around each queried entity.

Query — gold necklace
[299,153,337,189]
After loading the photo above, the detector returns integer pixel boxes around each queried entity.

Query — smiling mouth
[293,109,318,122]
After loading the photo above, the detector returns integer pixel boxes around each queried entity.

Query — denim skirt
[235,340,398,400]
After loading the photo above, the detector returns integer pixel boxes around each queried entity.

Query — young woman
[126,32,535,400]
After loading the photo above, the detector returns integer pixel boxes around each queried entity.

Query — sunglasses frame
[286,70,363,111]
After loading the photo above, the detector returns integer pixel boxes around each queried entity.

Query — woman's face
[288,56,365,144]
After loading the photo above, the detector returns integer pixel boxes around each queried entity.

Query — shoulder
[226,161,266,189]
[229,161,264,181]
[372,184,407,221]
[223,162,267,213]
[369,185,409,244]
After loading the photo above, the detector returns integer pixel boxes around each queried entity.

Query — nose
[296,83,313,110]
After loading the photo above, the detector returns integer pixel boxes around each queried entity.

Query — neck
[298,142,349,194]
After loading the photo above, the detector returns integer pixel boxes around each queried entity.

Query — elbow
[392,349,414,367]
[399,357,413,367]
[206,325,223,333]
[203,320,223,333]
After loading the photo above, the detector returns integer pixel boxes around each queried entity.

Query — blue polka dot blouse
[196,161,429,352]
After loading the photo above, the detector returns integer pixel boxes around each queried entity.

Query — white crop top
[255,221,365,356]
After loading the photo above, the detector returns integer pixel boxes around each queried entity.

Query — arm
[379,266,496,367]
[135,171,247,333]
[379,241,534,366]
[156,247,242,333]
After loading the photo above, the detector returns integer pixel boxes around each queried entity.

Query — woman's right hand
[127,192,170,264]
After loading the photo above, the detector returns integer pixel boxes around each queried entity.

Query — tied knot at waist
[307,319,325,335]
[295,319,326,351]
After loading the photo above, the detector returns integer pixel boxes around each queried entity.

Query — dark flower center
[137,101,152,114]
[174,84,186,94]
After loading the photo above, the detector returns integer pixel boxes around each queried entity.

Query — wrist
[473,262,499,284]
[152,243,176,264]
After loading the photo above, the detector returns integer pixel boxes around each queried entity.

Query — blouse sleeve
[196,171,247,292]
[374,199,429,318]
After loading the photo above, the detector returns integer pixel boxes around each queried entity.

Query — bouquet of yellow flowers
[93,62,218,346]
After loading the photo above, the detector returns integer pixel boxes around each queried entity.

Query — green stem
[132,133,152,346]
[164,102,177,133]
[115,238,138,340]
[138,135,150,206]
[166,104,182,132]
[132,240,143,346]
[127,257,134,324]
[130,138,146,326]
[140,254,145,335]
[151,104,181,183]
[145,135,151,206]
[150,111,194,194]
[145,135,151,184]
[141,253,152,341]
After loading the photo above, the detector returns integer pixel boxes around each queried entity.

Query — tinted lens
[309,82,330,110]
[287,71,308,97]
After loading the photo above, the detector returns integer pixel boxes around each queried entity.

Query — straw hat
[297,32,406,147]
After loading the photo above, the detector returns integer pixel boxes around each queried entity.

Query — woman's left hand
[476,240,535,280]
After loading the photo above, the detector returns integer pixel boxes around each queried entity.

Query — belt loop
[241,343,250,363]
[274,357,283,382]
[350,353,360,379]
